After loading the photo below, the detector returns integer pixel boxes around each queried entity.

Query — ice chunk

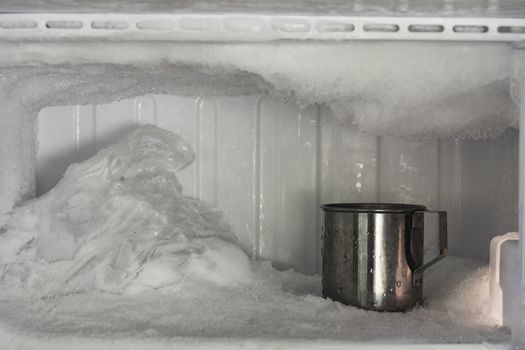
[0,125,253,295]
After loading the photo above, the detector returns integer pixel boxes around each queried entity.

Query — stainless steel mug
[320,203,447,312]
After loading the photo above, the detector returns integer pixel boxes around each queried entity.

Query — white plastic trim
[0,13,525,42]
[519,71,525,347]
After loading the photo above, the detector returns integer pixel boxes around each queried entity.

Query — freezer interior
[0,3,524,349]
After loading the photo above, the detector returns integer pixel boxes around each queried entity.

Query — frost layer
[0,125,252,294]
[0,42,521,217]
[0,257,510,345]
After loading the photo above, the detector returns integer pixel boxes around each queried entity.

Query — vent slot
[224,18,265,32]
[136,19,175,31]
[498,26,525,34]
[91,20,129,30]
[179,17,219,31]
[453,25,489,33]
[272,19,311,33]
[45,20,83,29]
[408,24,444,33]
[363,23,399,32]
[316,21,355,33]
[0,20,37,29]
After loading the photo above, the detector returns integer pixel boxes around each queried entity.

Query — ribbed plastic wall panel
[37,94,518,274]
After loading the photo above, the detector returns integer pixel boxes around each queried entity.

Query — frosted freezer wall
[36,95,519,274]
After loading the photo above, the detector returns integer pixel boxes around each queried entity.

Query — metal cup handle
[412,210,448,287]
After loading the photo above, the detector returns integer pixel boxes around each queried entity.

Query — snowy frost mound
[0,125,252,295]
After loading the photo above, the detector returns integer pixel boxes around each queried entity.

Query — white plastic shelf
[0,13,525,42]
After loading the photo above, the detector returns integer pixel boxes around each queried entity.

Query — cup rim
[320,203,427,213]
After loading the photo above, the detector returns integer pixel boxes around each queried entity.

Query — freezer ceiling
[1,0,525,18]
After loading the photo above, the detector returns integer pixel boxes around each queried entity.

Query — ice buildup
[0,42,521,217]
[0,125,253,295]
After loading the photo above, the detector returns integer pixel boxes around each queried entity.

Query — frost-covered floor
[0,257,510,348]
